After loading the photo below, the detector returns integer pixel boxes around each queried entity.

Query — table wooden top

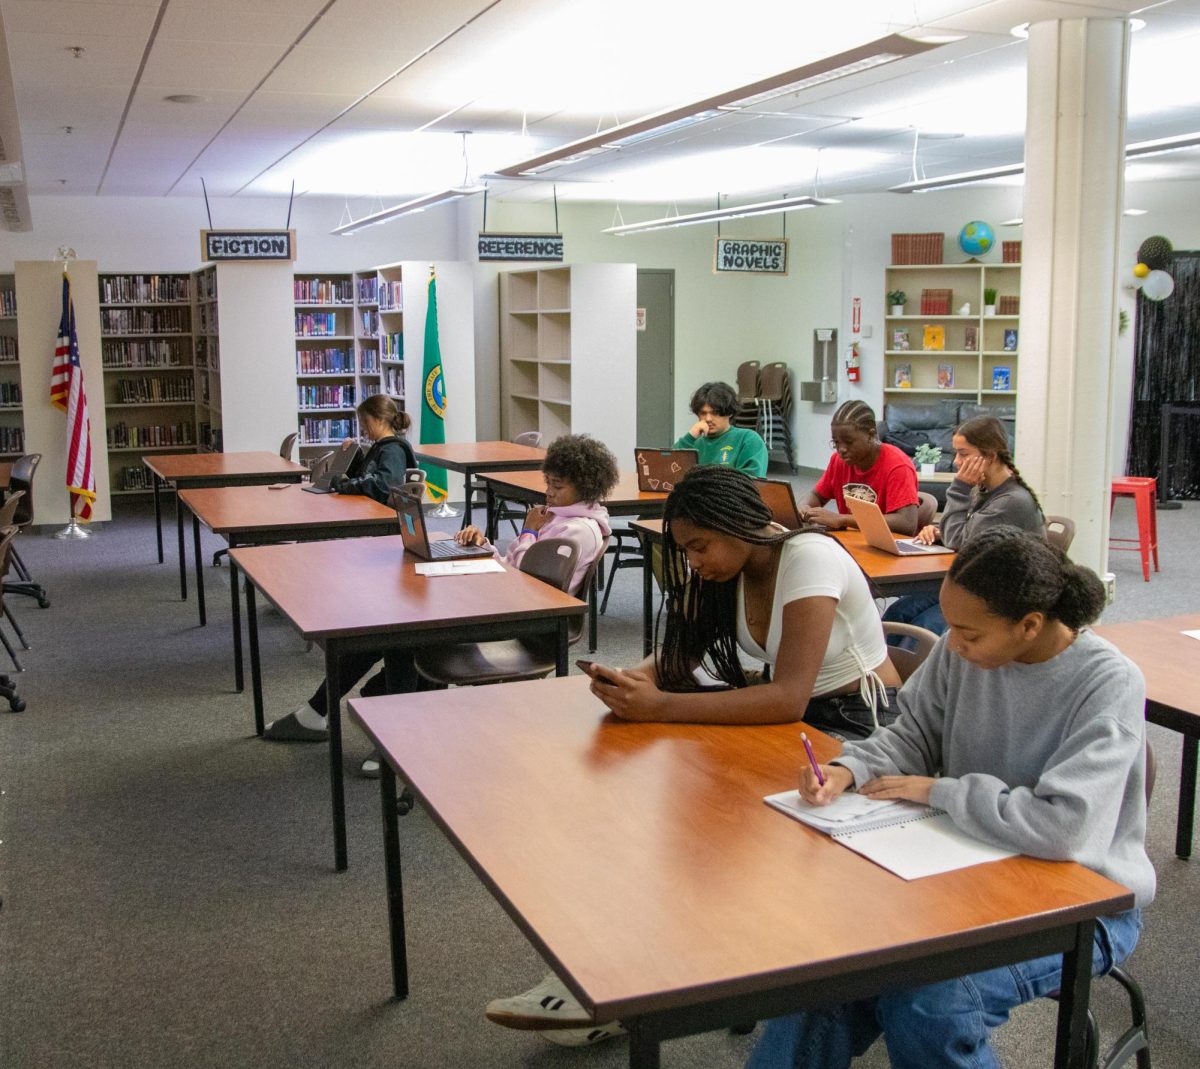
[231,535,583,640]
[629,520,955,585]
[179,483,394,535]
[412,441,546,469]
[482,468,668,507]
[0,462,10,490]
[143,451,308,481]
[351,674,1131,1022]
[1094,614,1200,719]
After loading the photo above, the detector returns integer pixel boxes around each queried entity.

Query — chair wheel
[7,696,25,712]
[37,598,49,609]
[396,788,416,816]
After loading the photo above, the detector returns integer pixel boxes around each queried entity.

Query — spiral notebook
[764,790,1017,880]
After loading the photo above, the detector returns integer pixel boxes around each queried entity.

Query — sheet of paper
[835,812,1017,880]
[1182,630,1200,642]
[764,789,901,832]
[414,559,505,576]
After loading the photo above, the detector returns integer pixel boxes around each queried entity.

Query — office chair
[404,467,427,501]
[5,454,48,608]
[278,431,298,462]
[1044,515,1077,553]
[916,491,938,530]
[0,526,28,681]
[881,622,939,683]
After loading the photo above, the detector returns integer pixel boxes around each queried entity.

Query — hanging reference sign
[477,233,564,262]
[201,229,296,261]
[713,237,788,275]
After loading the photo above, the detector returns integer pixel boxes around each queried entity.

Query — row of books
[99,275,190,305]
[102,338,190,368]
[379,281,403,311]
[0,426,23,453]
[198,423,222,451]
[294,278,353,305]
[112,376,195,404]
[381,367,405,396]
[359,310,379,335]
[118,465,154,491]
[892,327,1018,352]
[362,382,383,399]
[297,384,356,409]
[0,290,15,316]
[356,277,378,304]
[382,332,403,360]
[196,304,218,334]
[0,382,20,406]
[893,364,1013,390]
[101,307,191,335]
[195,338,219,370]
[0,337,16,358]
[300,417,356,443]
[295,312,341,337]
[361,352,379,373]
[107,422,195,448]
[296,348,354,374]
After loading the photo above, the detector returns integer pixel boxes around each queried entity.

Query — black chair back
[9,454,40,527]
[518,537,579,594]
[0,490,25,530]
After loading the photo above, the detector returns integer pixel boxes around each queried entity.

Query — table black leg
[461,465,476,530]
[230,555,244,693]
[246,579,264,736]
[485,484,497,542]
[1177,736,1197,860]
[556,617,569,677]
[627,1021,661,1069]
[177,489,188,600]
[192,511,206,626]
[380,761,410,1000]
[588,568,598,654]
[1054,919,1096,1069]
[153,474,163,563]
[326,643,348,872]
[641,537,653,657]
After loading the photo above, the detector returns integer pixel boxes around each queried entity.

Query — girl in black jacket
[331,394,415,502]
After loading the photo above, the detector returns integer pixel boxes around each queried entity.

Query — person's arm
[590,595,837,724]
[738,431,769,477]
[936,478,976,548]
[674,423,706,447]
[883,503,919,535]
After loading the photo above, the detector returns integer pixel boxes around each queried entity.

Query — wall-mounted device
[800,327,838,404]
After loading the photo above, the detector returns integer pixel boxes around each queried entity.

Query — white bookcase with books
[0,273,24,464]
[294,272,357,459]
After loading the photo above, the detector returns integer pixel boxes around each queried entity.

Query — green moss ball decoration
[1137,235,1173,271]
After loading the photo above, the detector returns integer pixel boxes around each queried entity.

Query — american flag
[49,275,96,521]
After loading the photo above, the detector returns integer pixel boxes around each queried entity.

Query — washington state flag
[420,270,448,502]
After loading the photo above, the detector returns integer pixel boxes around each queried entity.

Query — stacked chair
[732,361,797,473]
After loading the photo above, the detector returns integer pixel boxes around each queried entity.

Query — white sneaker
[542,1022,626,1047]
[485,974,592,1030]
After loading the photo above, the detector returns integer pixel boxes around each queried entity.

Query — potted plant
[983,288,998,316]
[913,443,942,477]
[887,290,907,316]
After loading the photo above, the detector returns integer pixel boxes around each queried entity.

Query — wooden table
[178,484,396,690]
[0,462,11,491]
[628,520,956,655]
[411,441,545,530]
[234,537,585,871]
[143,452,308,597]
[1094,614,1200,858]
[351,675,1131,1068]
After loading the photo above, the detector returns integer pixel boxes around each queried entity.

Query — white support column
[1017,18,1130,573]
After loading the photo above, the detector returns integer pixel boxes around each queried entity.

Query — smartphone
[575,659,595,674]
[577,660,622,685]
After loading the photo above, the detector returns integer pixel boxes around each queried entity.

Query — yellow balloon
[1133,263,1150,278]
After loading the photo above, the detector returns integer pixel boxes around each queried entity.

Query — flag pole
[54,496,92,540]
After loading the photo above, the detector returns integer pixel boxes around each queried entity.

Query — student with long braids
[747,526,1153,1069]
[883,415,1044,638]
[482,466,902,1048]
[803,400,919,535]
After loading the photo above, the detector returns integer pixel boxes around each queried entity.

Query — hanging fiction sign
[200,229,296,261]
[713,237,788,275]
[477,233,564,262]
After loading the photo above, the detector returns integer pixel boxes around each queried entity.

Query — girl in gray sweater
[747,526,1153,1069]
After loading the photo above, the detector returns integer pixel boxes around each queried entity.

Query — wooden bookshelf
[294,273,357,456]
[0,274,23,461]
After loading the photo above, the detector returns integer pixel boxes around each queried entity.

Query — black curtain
[1127,252,1200,498]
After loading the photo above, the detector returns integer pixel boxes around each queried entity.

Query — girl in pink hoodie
[455,434,616,596]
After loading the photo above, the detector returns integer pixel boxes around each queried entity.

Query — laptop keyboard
[429,539,472,558]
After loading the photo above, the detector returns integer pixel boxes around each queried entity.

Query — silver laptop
[302,444,360,494]
[754,478,804,529]
[390,488,494,561]
[845,496,953,556]
[634,447,698,492]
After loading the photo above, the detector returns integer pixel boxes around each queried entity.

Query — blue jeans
[882,594,947,638]
[745,909,1142,1069]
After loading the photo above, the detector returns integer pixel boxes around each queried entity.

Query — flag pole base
[53,516,93,540]
[428,500,459,518]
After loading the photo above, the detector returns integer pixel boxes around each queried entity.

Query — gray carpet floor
[1,479,1197,1068]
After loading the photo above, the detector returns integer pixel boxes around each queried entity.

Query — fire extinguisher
[846,342,860,383]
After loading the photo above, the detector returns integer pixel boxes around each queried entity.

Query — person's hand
[799,763,855,805]
[955,455,988,487]
[688,419,708,438]
[915,524,940,545]
[522,505,553,533]
[340,437,357,451]
[802,507,846,530]
[858,775,935,806]
[455,525,488,547]
[589,665,666,720]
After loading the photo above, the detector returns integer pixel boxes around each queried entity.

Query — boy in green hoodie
[673,381,768,475]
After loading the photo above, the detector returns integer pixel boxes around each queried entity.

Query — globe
[958,220,995,258]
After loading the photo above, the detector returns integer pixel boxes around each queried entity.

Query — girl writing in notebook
[484,466,902,1048]
[749,526,1153,1069]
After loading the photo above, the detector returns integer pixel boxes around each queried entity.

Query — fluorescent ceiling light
[331,186,484,236]
[1123,208,1148,216]
[1125,130,1200,159]
[603,196,839,236]
[496,33,940,179]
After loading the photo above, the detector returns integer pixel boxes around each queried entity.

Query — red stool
[1110,476,1160,581]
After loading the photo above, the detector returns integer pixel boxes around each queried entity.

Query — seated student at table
[673,380,768,476]
[802,399,918,535]
[331,393,416,501]
[264,434,617,751]
[484,466,901,1047]
[747,526,1153,1069]
[883,415,1044,638]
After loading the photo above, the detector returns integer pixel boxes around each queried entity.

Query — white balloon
[1142,270,1175,301]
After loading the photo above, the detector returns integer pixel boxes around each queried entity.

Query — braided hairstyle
[955,416,1042,515]
[830,399,878,437]
[656,466,822,691]
[948,526,1104,630]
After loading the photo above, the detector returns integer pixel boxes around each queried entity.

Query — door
[636,269,675,445]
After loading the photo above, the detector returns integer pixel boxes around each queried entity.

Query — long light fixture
[330,185,484,236]
[603,195,839,236]
[890,130,1200,193]
[496,34,941,179]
